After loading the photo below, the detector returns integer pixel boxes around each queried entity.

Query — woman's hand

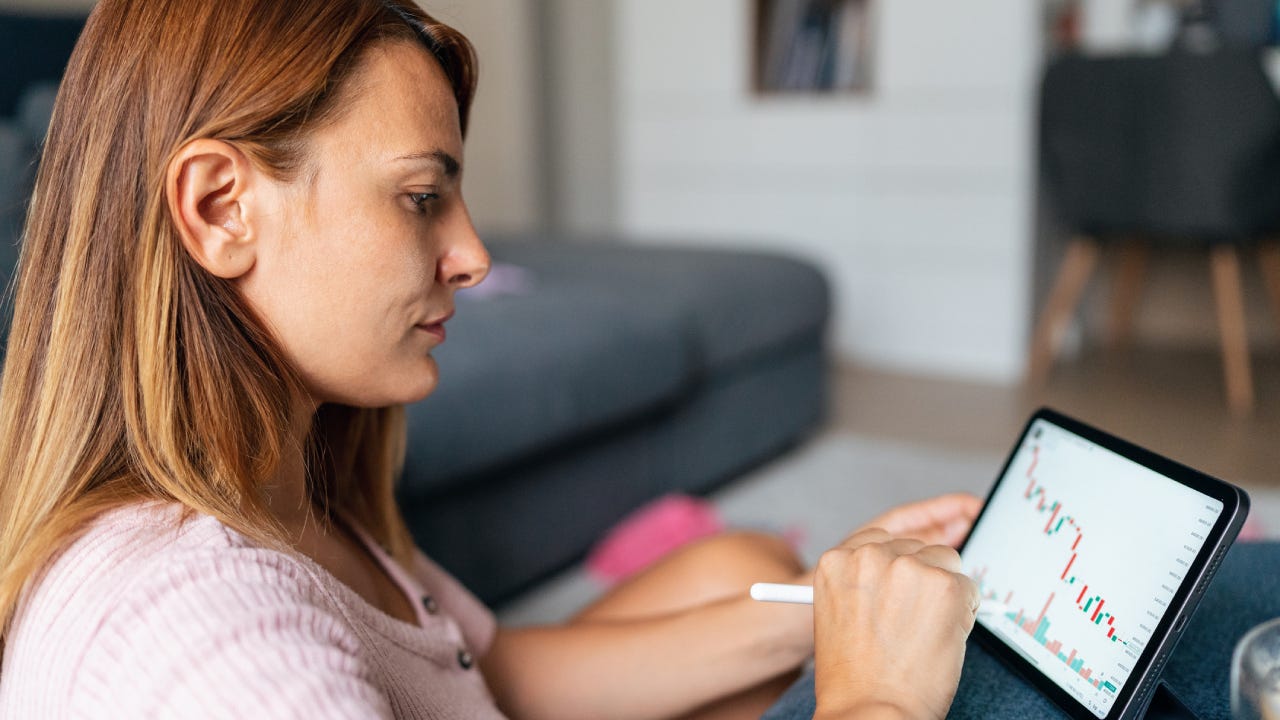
[855,492,983,548]
[811,527,980,720]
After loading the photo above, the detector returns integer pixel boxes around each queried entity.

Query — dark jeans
[761,542,1280,720]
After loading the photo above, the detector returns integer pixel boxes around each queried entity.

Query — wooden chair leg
[1258,240,1280,336]
[1105,240,1148,349]
[1028,238,1101,388]
[1209,245,1254,417]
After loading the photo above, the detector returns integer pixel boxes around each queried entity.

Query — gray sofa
[406,238,829,602]
[1,12,832,606]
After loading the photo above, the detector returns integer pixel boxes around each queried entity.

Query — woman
[0,1,981,718]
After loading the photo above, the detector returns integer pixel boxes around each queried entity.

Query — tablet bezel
[957,407,1249,720]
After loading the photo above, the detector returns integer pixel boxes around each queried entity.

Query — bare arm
[482,591,812,720]
[481,493,983,720]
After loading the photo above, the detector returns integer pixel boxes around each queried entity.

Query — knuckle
[931,543,962,566]
[886,552,921,580]
[816,548,849,576]
[859,525,888,536]
[851,542,891,569]
[940,570,965,596]
[932,544,961,563]
[932,570,973,607]
[915,564,955,593]
[848,526,891,545]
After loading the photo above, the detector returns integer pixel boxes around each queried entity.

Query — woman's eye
[408,192,440,214]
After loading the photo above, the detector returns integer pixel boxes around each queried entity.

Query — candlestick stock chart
[962,420,1223,718]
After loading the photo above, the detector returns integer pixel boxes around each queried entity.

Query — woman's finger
[911,543,964,574]
[868,493,983,546]
[886,537,927,557]
[885,493,981,531]
[838,526,893,550]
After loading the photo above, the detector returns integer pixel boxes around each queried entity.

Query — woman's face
[239,41,489,409]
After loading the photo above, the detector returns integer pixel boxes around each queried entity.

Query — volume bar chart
[1005,591,1119,694]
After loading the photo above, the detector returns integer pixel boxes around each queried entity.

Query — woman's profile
[0,1,982,718]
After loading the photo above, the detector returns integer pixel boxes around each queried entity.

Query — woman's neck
[262,398,324,535]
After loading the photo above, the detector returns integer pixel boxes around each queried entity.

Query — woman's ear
[166,139,259,279]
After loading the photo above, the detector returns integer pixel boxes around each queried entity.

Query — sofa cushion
[0,13,83,118]
[481,236,831,372]
[0,121,25,210]
[0,83,58,345]
[400,236,830,496]
[17,83,57,141]
[402,275,694,495]
[0,121,29,288]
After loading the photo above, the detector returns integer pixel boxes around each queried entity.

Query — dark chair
[1029,50,1280,415]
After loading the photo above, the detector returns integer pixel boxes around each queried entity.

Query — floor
[831,345,1280,491]
[499,432,1004,625]
[500,343,1280,624]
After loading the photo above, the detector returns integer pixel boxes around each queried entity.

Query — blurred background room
[3,0,1280,621]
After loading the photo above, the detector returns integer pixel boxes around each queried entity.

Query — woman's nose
[441,209,490,289]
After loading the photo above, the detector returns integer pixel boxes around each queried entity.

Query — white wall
[421,1,544,233]
[615,0,1042,383]
[1081,0,1142,51]
[543,0,619,234]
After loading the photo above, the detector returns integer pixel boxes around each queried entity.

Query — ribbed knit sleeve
[71,549,395,719]
[1,504,505,719]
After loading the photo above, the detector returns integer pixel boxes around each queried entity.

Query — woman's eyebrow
[393,149,460,178]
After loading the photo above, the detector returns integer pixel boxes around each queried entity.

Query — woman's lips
[416,310,453,342]
[416,322,446,342]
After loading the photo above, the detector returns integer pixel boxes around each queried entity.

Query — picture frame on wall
[753,0,874,94]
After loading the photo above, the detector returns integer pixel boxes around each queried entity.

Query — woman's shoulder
[1,500,376,717]
[14,500,348,636]
[23,499,330,608]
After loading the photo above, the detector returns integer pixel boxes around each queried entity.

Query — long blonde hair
[0,0,477,653]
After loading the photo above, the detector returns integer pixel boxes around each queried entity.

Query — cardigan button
[422,594,439,614]
[457,647,474,670]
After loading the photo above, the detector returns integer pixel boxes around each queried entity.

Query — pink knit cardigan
[0,500,508,718]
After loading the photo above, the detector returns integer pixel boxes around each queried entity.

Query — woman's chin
[323,357,440,408]
[391,357,441,405]
[400,378,439,405]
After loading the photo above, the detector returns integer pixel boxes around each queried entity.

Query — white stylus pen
[750,582,815,604]
[750,583,1011,616]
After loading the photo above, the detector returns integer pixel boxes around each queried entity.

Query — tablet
[958,408,1249,720]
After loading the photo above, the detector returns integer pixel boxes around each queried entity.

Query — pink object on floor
[586,494,725,583]
[783,526,807,553]
[1240,514,1266,542]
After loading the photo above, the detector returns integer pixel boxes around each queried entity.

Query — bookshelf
[752,0,874,95]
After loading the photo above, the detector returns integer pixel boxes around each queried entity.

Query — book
[759,0,872,92]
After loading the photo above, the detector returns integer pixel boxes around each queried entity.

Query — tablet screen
[960,418,1225,718]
